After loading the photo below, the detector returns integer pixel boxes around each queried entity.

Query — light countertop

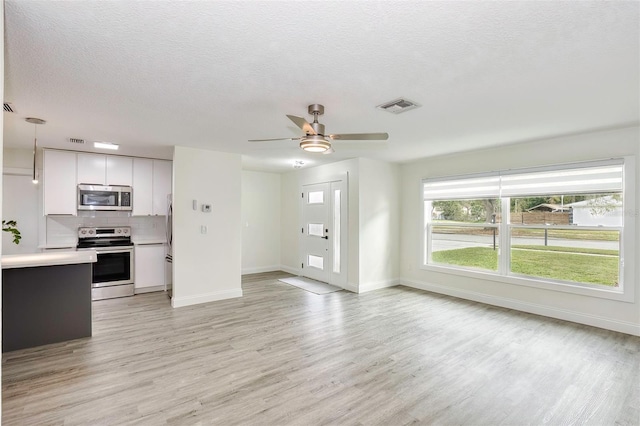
[2,250,97,269]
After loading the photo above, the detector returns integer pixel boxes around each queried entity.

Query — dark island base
[3,263,92,352]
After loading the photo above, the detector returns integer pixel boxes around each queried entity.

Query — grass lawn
[432,247,618,286]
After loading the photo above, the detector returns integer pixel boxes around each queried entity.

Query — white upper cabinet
[152,160,172,216]
[43,150,169,216]
[43,150,77,215]
[132,158,153,216]
[77,153,105,185]
[106,156,133,186]
[77,154,133,186]
[132,159,172,216]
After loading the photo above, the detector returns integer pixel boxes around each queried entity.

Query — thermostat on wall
[202,204,212,213]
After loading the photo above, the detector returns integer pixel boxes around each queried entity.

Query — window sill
[419,263,632,303]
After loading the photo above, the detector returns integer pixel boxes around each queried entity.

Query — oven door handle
[94,247,134,255]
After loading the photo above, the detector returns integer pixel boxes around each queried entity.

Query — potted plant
[2,220,22,244]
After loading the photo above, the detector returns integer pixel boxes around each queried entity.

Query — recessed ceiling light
[94,141,119,150]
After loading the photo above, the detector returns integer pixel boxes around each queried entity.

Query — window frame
[420,157,635,303]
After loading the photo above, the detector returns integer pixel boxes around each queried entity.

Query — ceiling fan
[249,104,389,154]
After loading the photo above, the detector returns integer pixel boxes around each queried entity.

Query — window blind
[423,175,500,200]
[423,160,623,200]
[500,163,623,197]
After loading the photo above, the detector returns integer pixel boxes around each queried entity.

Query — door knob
[321,236,329,239]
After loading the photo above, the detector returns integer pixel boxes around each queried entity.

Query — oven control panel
[78,226,131,239]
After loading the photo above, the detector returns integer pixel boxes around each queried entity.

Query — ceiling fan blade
[329,132,389,141]
[286,115,316,135]
[248,137,300,142]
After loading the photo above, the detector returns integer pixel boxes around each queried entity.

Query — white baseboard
[358,278,400,293]
[400,278,640,336]
[279,265,301,276]
[343,282,359,293]
[171,288,243,308]
[241,265,281,275]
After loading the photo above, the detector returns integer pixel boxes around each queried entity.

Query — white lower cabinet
[134,244,166,293]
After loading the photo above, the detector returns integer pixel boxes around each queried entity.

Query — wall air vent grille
[69,138,86,144]
[376,98,420,114]
[3,103,15,113]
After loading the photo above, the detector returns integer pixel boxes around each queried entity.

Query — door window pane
[308,223,324,237]
[308,191,324,204]
[333,190,341,273]
[308,255,324,270]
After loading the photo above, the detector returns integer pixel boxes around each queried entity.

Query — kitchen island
[2,250,97,352]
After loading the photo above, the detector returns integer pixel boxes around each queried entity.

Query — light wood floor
[3,271,639,425]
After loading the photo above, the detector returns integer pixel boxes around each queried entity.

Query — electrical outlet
[202,204,211,213]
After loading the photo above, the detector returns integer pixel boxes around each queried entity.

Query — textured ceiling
[4,1,639,172]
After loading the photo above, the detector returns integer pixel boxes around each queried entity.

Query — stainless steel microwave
[77,185,133,211]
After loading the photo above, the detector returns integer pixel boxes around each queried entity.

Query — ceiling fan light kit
[300,136,331,153]
[249,104,388,154]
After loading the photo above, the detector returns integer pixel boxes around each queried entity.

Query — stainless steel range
[77,226,134,300]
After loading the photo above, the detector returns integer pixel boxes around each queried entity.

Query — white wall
[358,158,400,292]
[2,174,39,253]
[280,168,300,273]
[172,146,242,308]
[280,158,401,293]
[400,126,640,335]
[3,147,32,169]
[3,148,39,253]
[241,170,281,274]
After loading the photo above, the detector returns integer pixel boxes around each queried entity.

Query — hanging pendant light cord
[32,123,38,183]
[25,117,46,184]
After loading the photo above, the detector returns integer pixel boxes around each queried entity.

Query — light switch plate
[202,204,212,213]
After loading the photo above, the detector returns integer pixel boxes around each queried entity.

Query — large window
[423,159,633,295]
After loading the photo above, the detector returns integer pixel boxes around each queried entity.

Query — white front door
[301,180,348,286]
[301,183,331,283]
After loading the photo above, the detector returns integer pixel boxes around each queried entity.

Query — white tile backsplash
[45,213,166,247]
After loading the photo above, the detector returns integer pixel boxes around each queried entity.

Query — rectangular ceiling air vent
[3,102,15,113]
[69,137,86,144]
[377,98,420,114]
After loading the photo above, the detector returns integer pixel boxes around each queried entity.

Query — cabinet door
[43,150,77,215]
[132,158,153,216]
[152,160,172,215]
[106,156,133,186]
[77,153,106,185]
[134,244,166,291]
